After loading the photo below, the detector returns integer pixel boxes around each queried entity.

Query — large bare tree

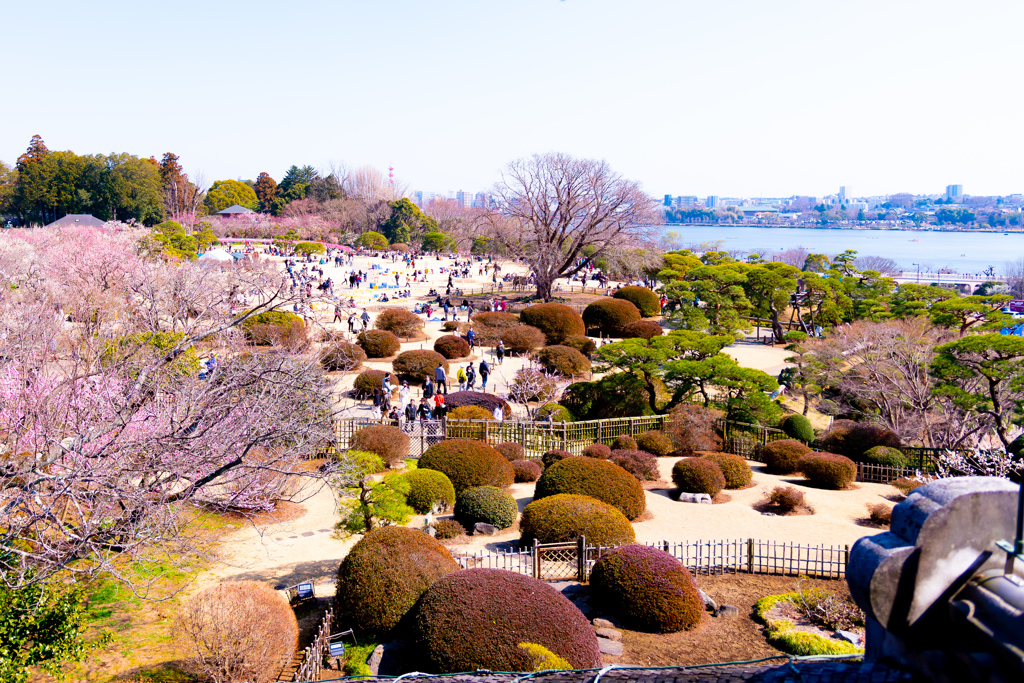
[487,153,656,300]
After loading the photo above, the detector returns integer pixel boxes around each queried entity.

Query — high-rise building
[838,186,847,203]
[946,184,964,200]
[455,190,471,208]
[413,190,424,207]
[706,196,720,208]
[664,194,673,207]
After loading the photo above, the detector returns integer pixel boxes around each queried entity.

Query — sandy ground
[196,249,812,592]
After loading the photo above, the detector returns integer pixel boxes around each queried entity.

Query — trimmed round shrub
[374,308,424,338]
[798,452,857,489]
[335,526,459,638]
[454,486,519,530]
[241,310,307,348]
[613,286,661,317]
[444,391,512,419]
[240,310,303,336]
[178,581,299,683]
[494,442,525,461]
[441,321,459,332]
[433,335,471,359]
[411,569,601,673]
[665,404,723,456]
[512,459,542,483]
[419,438,515,493]
[635,430,674,457]
[620,320,664,340]
[447,405,495,421]
[355,231,388,250]
[390,242,410,253]
[864,446,908,469]
[519,303,585,344]
[582,443,611,459]
[350,424,410,467]
[353,369,387,397]
[610,449,659,481]
[582,298,642,336]
[819,420,902,460]
[671,457,726,497]
[393,350,449,383]
[590,545,703,632]
[434,518,466,540]
[405,469,456,514]
[468,311,518,346]
[537,402,574,423]
[701,452,752,489]
[767,486,805,512]
[520,494,635,546]
[541,449,573,470]
[781,414,815,442]
[611,435,638,450]
[560,335,597,356]
[536,345,591,377]
[535,457,646,520]
[501,325,546,354]
[321,339,366,371]
[357,329,401,358]
[762,439,812,474]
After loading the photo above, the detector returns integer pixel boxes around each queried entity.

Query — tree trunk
[535,275,553,301]
[770,303,785,343]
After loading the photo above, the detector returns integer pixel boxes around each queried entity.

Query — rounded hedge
[535,457,646,520]
[500,325,546,354]
[560,335,597,356]
[454,486,519,530]
[405,469,456,514]
[434,518,466,540]
[613,286,661,318]
[334,526,459,638]
[321,339,367,372]
[512,459,542,483]
[350,424,410,468]
[610,449,659,481]
[541,449,573,470]
[781,414,815,443]
[635,430,674,457]
[374,308,424,338]
[537,402,574,423]
[390,242,410,253]
[536,345,591,377]
[411,568,601,673]
[433,335,472,360]
[520,494,636,546]
[470,312,519,347]
[612,435,638,450]
[798,452,857,489]
[444,391,512,419]
[357,329,401,358]
[590,544,703,632]
[582,443,611,459]
[355,231,388,250]
[447,405,495,421]
[494,442,525,461]
[620,320,664,340]
[582,298,642,336]
[419,439,515,493]
[671,457,726,497]
[864,446,908,469]
[393,350,449,383]
[762,439,812,474]
[701,452,752,489]
[519,303,586,345]
[353,369,387,397]
[819,420,902,460]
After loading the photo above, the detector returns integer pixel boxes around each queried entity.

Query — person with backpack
[466,362,476,390]
[456,366,467,392]
[479,359,490,390]
[496,340,505,365]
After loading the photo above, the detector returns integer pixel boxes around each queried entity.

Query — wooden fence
[715,419,789,459]
[293,606,333,682]
[450,537,850,582]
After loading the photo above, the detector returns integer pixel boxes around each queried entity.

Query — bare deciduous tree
[485,153,657,300]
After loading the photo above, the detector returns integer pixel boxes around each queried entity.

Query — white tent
[198,249,234,262]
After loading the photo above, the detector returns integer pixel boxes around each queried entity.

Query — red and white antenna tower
[388,165,394,186]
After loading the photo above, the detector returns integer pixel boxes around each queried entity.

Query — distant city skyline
[2,1,1022,198]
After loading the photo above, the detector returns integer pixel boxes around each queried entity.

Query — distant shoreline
[662,224,1024,234]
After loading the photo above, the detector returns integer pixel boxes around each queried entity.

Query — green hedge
[419,439,514,493]
[863,446,908,469]
[635,430,674,456]
[454,486,519,530]
[781,414,814,442]
[613,286,661,317]
[411,569,601,673]
[535,457,645,520]
[581,298,642,336]
[404,469,456,514]
[334,527,458,638]
[590,544,703,632]
[671,457,726,497]
[519,494,636,546]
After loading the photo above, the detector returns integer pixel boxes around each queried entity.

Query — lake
[660,225,1024,276]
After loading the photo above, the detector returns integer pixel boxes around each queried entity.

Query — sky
[2,0,1023,199]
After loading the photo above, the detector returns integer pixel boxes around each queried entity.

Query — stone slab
[597,638,623,656]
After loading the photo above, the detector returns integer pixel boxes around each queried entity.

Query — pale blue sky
[2,0,1022,198]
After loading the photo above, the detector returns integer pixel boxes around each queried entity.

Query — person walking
[466,327,476,350]
[466,362,476,390]
[423,377,434,400]
[405,400,417,423]
[333,302,343,324]
[360,308,371,331]
[382,372,392,396]
[417,398,433,420]
[496,340,505,365]
[456,365,467,392]
[434,364,448,395]
[479,359,490,390]
[348,312,357,334]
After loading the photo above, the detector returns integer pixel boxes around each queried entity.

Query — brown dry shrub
[766,486,805,512]
[868,503,893,526]
[501,325,546,354]
[561,335,597,356]
[892,477,928,496]
[512,459,542,483]
[762,439,812,474]
[620,320,664,340]
[798,452,857,489]
[700,452,752,489]
[393,350,449,383]
[177,581,298,683]
[536,345,591,377]
[249,320,310,352]
[609,449,659,481]
[350,424,410,467]
[671,457,726,497]
[611,435,637,450]
[635,430,674,457]
[357,329,401,358]
[665,404,723,456]
[434,518,466,539]
[320,335,367,372]
[375,308,425,338]
[467,311,518,346]
[519,303,586,344]
[494,442,525,461]
[582,443,611,459]
[434,335,471,359]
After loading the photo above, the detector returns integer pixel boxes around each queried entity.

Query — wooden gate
[532,538,586,582]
